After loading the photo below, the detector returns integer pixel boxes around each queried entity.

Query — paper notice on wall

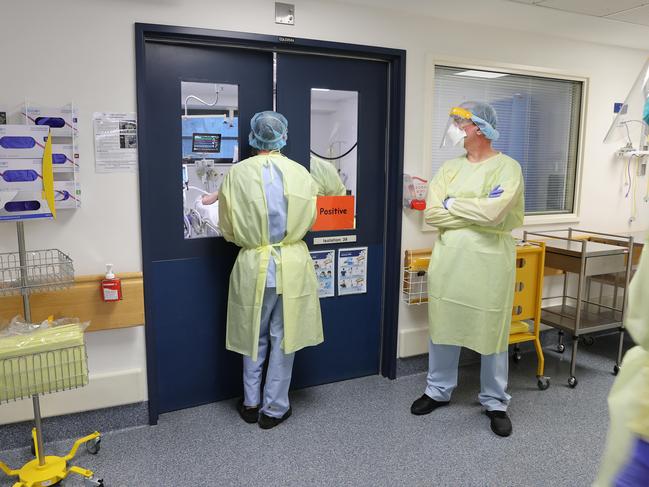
[310,250,335,298]
[337,247,368,296]
[93,112,138,173]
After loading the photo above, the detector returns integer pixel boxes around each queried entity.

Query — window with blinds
[432,65,583,215]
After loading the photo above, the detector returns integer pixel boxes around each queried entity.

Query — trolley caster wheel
[537,377,550,390]
[557,344,565,353]
[512,352,522,363]
[86,437,101,455]
[84,477,104,487]
[568,376,578,388]
[613,365,620,376]
[580,336,595,346]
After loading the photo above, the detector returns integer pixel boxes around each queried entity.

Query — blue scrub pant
[425,340,511,412]
[243,288,295,418]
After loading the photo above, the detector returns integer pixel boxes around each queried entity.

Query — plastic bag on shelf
[0,317,90,401]
[0,315,89,337]
[0,316,89,358]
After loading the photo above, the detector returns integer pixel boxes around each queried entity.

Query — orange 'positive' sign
[311,195,355,231]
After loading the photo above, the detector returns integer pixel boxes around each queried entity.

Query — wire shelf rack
[0,344,88,404]
[402,248,431,305]
[0,249,74,297]
[402,268,428,305]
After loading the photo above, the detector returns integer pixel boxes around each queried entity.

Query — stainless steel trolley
[524,228,635,388]
[0,221,103,487]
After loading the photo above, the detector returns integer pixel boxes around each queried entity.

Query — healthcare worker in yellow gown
[219,111,323,429]
[309,154,347,196]
[410,101,524,438]
[594,236,649,486]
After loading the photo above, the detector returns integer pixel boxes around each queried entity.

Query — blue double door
[138,34,390,422]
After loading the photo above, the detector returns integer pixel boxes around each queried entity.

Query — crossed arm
[424,165,523,230]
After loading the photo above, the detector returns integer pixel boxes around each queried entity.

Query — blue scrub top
[262,161,288,287]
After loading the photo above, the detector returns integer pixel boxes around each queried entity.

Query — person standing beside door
[410,101,524,437]
[218,111,323,429]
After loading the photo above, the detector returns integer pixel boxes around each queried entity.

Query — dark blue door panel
[292,244,384,386]
[150,258,241,412]
[277,54,388,385]
[142,42,273,262]
[139,42,272,414]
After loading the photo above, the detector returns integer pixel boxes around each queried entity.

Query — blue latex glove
[488,185,504,198]
[443,197,455,210]
[615,438,649,487]
[643,98,649,126]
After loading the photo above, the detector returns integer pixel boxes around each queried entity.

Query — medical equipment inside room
[309,88,358,223]
[180,81,239,240]
[604,58,649,221]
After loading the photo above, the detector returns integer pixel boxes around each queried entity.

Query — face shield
[440,107,474,148]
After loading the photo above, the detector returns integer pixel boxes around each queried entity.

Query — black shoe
[486,410,512,437]
[258,407,292,430]
[410,394,449,415]
[237,400,259,424]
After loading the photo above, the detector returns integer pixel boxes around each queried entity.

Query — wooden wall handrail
[73,272,143,283]
[0,273,144,332]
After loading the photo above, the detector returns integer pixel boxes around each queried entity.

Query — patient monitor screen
[192,133,222,153]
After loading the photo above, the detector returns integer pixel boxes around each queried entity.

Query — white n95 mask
[441,123,467,148]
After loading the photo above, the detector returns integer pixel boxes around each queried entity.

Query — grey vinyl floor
[0,334,628,487]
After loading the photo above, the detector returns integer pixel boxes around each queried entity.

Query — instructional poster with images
[93,112,138,173]
[337,247,368,296]
[310,250,335,298]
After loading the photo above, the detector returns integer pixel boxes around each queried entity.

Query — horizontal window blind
[432,66,583,214]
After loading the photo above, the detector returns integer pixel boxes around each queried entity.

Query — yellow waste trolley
[0,322,103,487]
[402,241,549,390]
[510,241,550,390]
[0,225,103,487]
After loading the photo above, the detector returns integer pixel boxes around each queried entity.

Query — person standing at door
[310,154,347,196]
[218,111,323,429]
[410,101,524,437]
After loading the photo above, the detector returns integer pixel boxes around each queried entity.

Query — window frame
[420,55,589,231]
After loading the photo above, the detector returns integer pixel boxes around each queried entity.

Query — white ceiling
[334,0,649,51]
[507,0,649,26]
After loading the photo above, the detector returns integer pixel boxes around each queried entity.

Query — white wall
[1,0,648,421]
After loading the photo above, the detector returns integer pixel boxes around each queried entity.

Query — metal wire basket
[0,344,88,403]
[402,268,428,305]
[0,249,74,297]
